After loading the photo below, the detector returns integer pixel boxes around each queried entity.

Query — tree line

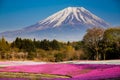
[0,27,120,61]
[83,27,120,60]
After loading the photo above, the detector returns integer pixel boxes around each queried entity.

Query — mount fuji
[0,7,110,41]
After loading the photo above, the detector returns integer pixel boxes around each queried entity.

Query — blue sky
[0,0,120,32]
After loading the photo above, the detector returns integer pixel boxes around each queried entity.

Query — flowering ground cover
[0,61,120,80]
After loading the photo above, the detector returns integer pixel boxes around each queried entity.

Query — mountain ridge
[0,7,110,41]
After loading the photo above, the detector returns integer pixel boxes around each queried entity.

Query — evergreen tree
[51,39,61,50]
[40,39,50,50]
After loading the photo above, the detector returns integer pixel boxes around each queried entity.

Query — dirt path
[0,72,70,79]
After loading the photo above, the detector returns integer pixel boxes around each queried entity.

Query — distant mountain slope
[0,7,110,41]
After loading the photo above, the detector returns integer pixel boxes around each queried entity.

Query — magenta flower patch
[0,62,120,80]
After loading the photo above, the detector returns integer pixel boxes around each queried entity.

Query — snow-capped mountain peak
[0,7,110,41]
[31,7,109,30]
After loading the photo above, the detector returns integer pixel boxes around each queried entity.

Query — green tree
[22,39,36,52]
[0,37,10,59]
[51,39,61,50]
[0,37,10,51]
[103,27,120,59]
[54,53,66,62]
[72,41,84,50]
[40,39,50,50]
[11,37,22,49]
[27,52,35,60]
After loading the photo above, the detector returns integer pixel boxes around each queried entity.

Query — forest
[0,27,120,62]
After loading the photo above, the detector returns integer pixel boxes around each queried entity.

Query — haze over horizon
[0,0,120,32]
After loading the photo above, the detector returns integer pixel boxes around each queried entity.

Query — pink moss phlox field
[0,63,120,80]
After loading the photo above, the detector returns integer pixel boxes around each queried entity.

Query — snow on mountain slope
[0,7,110,41]
[24,7,110,31]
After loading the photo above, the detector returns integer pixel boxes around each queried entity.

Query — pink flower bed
[0,62,120,80]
